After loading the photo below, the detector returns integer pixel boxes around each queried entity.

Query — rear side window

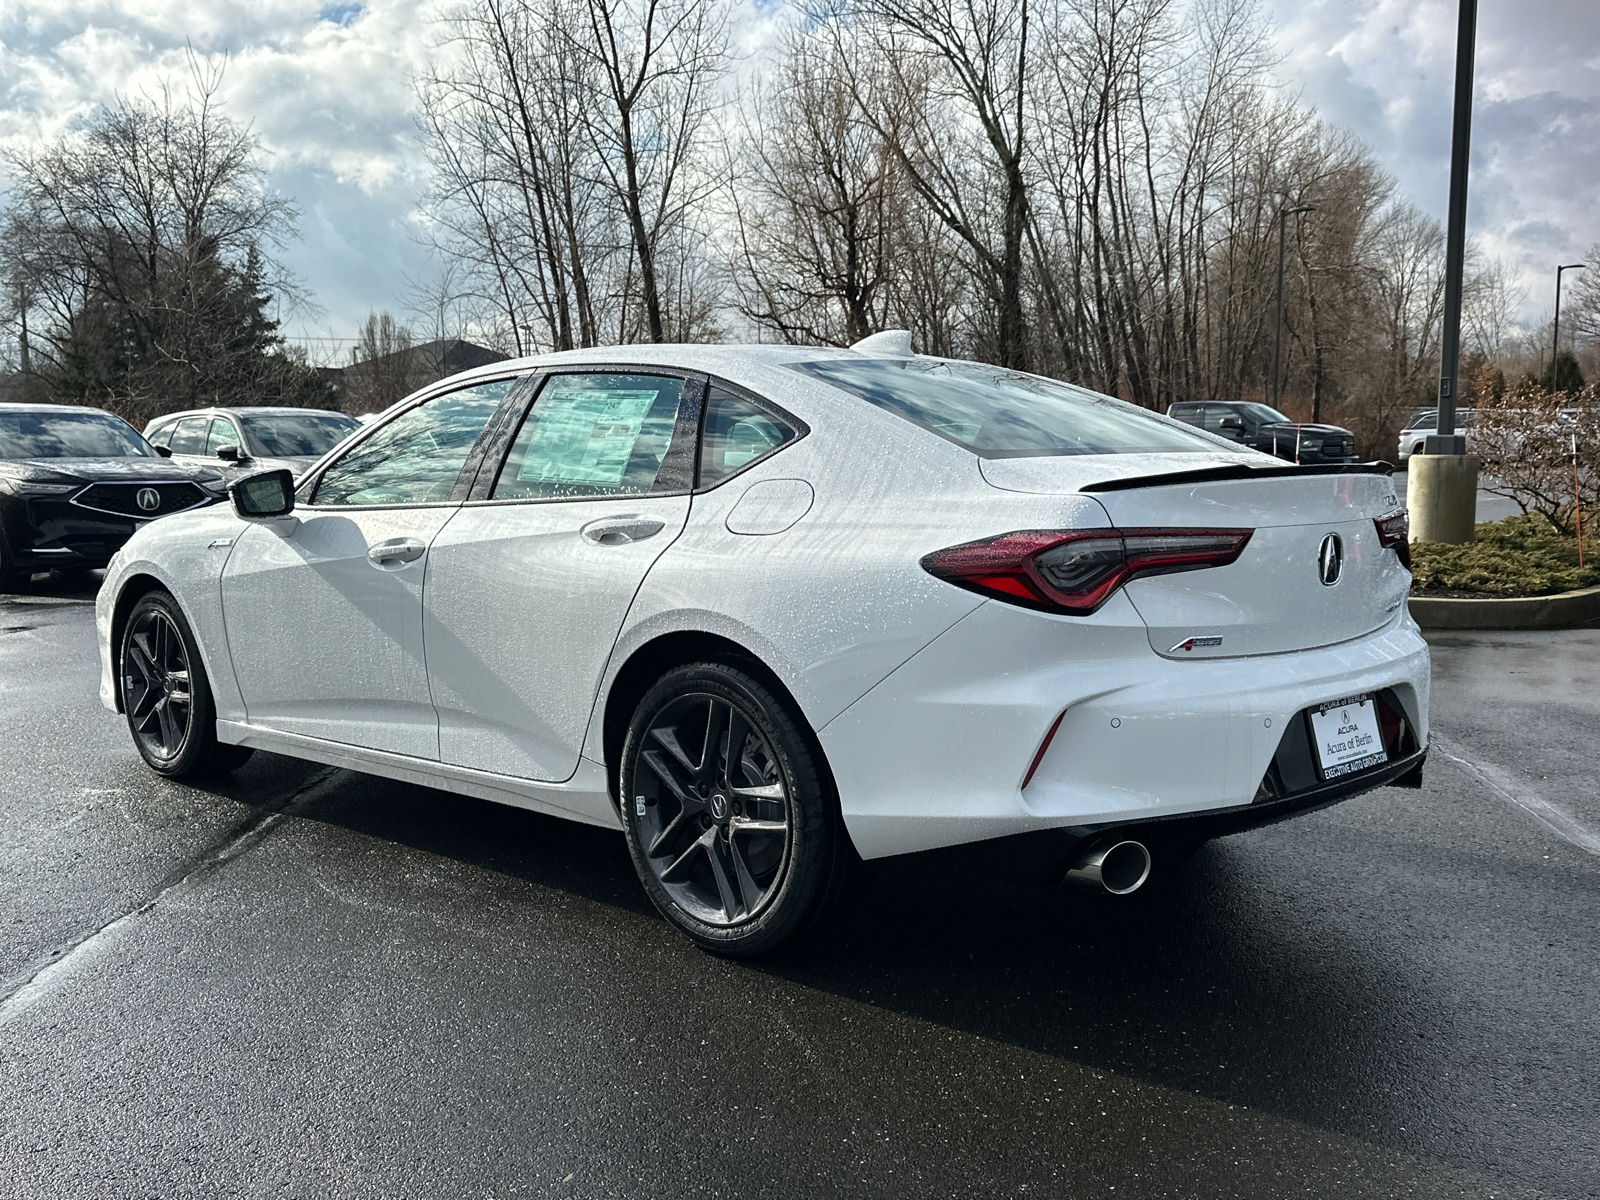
[492,373,686,501]
[698,388,795,487]
[788,358,1218,458]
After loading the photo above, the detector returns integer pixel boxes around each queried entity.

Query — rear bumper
[819,595,1430,859]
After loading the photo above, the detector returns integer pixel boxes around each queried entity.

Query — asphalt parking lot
[1,575,1596,1199]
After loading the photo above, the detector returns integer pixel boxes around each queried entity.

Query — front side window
[167,417,210,455]
[1199,405,1237,433]
[788,358,1220,458]
[1236,403,1292,425]
[0,409,153,459]
[313,378,519,506]
[698,388,796,487]
[491,373,686,501]
[241,412,360,458]
[204,418,240,455]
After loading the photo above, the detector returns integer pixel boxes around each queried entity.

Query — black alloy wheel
[620,662,852,956]
[121,589,254,778]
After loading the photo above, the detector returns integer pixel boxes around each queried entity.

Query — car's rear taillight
[920,527,1254,615]
[1373,509,1411,569]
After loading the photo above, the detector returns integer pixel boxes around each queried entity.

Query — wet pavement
[1,575,1596,1199]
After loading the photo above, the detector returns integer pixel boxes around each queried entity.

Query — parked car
[144,407,361,480]
[97,337,1426,955]
[1396,408,1476,464]
[1167,401,1361,464]
[0,403,226,590]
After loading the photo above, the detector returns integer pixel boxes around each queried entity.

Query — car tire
[619,661,853,957]
[121,588,255,778]
[0,535,28,593]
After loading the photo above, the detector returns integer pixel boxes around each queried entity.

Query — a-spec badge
[1170,635,1224,653]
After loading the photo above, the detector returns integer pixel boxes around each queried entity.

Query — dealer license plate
[1308,694,1389,780]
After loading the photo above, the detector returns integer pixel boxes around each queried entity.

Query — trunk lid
[980,456,1409,659]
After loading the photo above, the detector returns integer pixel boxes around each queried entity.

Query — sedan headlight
[11,480,79,495]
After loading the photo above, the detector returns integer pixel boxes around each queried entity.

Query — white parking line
[1432,736,1600,858]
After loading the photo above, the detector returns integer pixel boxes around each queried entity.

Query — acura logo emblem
[1317,533,1344,586]
[135,487,161,513]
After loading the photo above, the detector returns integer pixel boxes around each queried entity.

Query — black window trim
[462,365,709,506]
[295,371,537,511]
[693,374,809,492]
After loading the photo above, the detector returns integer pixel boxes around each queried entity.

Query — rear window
[240,412,360,458]
[0,409,153,459]
[787,359,1219,458]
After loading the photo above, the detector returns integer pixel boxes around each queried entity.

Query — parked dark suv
[1167,401,1361,464]
[0,404,226,590]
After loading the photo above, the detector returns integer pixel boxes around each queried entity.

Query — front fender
[97,509,252,721]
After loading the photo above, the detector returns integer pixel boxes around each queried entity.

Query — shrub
[1410,514,1599,596]
[1474,374,1598,535]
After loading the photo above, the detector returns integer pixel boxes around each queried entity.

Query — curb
[1409,585,1600,631]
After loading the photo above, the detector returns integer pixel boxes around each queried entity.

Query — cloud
[1,0,1595,344]
[1262,0,1600,322]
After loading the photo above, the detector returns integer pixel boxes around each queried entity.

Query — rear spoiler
[1080,461,1394,493]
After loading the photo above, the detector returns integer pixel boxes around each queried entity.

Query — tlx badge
[1169,635,1224,653]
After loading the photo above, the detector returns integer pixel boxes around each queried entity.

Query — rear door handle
[367,537,427,566]
[580,516,666,546]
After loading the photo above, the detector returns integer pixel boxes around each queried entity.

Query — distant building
[334,338,509,414]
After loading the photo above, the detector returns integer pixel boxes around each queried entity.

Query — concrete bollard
[1406,454,1480,544]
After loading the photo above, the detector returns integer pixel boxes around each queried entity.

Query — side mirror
[1219,417,1244,432]
[229,469,298,536]
[216,445,247,463]
[154,445,173,458]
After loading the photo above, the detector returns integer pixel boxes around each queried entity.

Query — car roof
[149,406,358,422]
[0,402,121,416]
[413,342,861,390]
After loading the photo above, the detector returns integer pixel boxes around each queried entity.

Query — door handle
[367,537,427,567]
[580,516,666,546]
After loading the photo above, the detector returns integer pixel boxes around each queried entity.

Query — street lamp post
[1272,205,1316,413]
[1408,0,1480,545]
[1552,263,1586,392]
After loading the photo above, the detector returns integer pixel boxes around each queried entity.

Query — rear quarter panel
[585,376,1117,758]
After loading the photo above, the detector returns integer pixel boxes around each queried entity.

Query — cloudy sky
[1,0,1596,360]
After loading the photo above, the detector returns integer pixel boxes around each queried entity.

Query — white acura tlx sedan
[97,333,1427,955]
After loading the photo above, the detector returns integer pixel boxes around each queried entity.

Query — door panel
[422,370,700,783]
[218,376,523,756]
[221,507,457,756]
[424,494,691,781]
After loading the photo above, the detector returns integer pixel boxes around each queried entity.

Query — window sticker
[516,384,663,486]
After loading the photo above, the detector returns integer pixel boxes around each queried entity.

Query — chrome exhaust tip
[1063,838,1152,895]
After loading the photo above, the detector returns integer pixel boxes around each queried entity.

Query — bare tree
[728,29,905,346]
[817,0,1034,368]
[573,0,730,343]
[1,59,311,421]
[418,0,616,355]
[344,311,419,414]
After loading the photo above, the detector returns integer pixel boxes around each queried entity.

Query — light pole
[1272,205,1316,413]
[1552,263,1586,392]
[1409,0,1479,545]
